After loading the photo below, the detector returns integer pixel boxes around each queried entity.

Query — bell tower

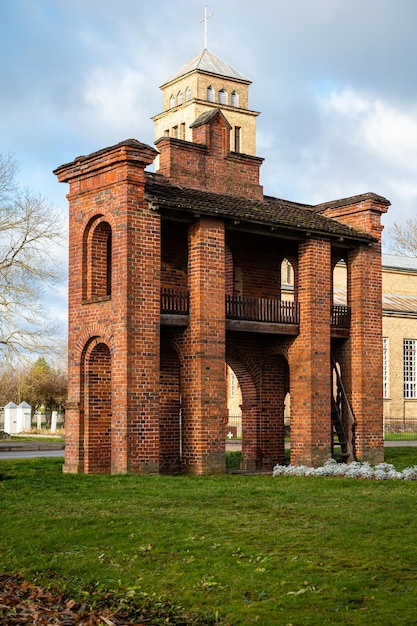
[152,48,260,155]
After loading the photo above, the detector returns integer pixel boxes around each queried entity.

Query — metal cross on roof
[199,5,214,50]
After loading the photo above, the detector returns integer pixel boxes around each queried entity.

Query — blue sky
[2,0,417,330]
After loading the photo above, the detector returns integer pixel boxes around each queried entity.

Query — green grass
[1,449,417,624]
[384,432,417,441]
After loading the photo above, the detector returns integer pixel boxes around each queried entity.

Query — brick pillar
[289,237,332,466]
[347,243,384,463]
[321,194,388,464]
[260,354,286,470]
[55,139,160,475]
[181,217,226,474]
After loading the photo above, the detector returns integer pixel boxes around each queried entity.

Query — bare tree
[389,217,417,257]
[0,153,64,361]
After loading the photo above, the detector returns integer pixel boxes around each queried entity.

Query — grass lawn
[1,449,417,624]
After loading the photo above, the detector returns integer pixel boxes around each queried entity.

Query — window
[172,125,178,138]
[281,259,294,286]
[218,88,227,105]
[231,91,239,107]
[207,86,214,102]
[84,217,112,300]
[185,87,191,101]
[177,91,183,105]
[383,337,389,398]
[404,339,417,398]
[169,95,175,108]
[234,126,241,152]
[180,123,185,139]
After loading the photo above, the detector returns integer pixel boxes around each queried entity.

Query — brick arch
[81,340,112,474]
[75,325,115,361]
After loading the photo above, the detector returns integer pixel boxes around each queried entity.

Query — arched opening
[169,94,175,108]
[281,258,294,301]
[218,88,227,105]
[333,258,347,305]
[207,85,214,102]
[177,91,183,105]
[226,354,259,470]
[226,365,242,440]
[231,91,239,107]
[83,342,112,474]
[84,217,112,301]
[160,343,182,474]
[331,348,356,463]
[185,87,191,101]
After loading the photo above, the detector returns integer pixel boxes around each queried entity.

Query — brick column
[55,140,160,475]
[289,237,332,466]
[321,194,388,464]
[181,217,227,474]
[347,243,384,463]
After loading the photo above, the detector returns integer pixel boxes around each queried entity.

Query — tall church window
[180,123,185,139]
[231,91,239,107]
[169,95,175,108]
[178,91,183,105]
[404,339,417,398]
[84,217,112,301]
[185,87,191,101]
[207,86,214,102]
[218,88,227,105]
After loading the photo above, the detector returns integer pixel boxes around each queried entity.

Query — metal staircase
[331,355,356,463]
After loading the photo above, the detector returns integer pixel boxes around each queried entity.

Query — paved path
[0,439,416,461]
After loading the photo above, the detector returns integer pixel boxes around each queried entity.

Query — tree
[0,153,64,361]
[20,357,67,418]
[389,217,417,257]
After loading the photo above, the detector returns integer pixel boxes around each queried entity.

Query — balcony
[331,305,351,338]
[160,288,350,337]
[225,294,299,334]
[160,287,189,326]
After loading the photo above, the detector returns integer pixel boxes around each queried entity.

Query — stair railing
[331,354,356,462]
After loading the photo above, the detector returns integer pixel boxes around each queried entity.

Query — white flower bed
[272,458,417,480]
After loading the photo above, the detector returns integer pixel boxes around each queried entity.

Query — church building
[54,46,389,474]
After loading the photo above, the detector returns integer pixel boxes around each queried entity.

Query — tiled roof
[315,192,390,213]
[144,173,374,244]
[162,49,251,85]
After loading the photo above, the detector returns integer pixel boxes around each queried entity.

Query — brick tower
[55,48,388,474]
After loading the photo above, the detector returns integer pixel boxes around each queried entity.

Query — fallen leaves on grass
[0,574,215,625]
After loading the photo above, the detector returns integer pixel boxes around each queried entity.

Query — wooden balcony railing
[331,305,351,328]
[161,287,189,315]
[161,291,350,330]
[226,295,299,324]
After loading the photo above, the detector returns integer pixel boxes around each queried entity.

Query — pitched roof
[162,48,251,86]
[382,254,417,272]
[335,288,417,315]
[190,109,232,129]
[144,173,375,244]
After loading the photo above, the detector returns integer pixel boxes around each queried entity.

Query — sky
[2,0,417,331]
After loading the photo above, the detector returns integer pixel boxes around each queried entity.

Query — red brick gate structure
[55,49,389,474]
